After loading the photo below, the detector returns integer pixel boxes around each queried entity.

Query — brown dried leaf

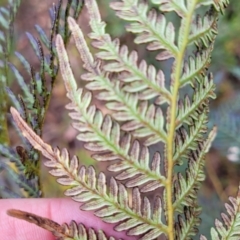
[10,107,55,161]
[7,209,65,235]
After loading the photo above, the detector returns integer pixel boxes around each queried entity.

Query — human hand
[1,198,136,240]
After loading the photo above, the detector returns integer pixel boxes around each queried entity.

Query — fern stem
[60,165,169,235]
[127,0,178,57]
[166,2,198,238]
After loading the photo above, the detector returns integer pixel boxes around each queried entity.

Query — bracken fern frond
[11,107,167,239]
[8,0,240,240]
[0,0,84,198]
[208,186,240,239]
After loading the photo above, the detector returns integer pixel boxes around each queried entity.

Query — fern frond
[178,6,218,94]
[56,33,166,191]
[7,209,117,240]
[110,0,178,60]
[162,0,215,236]
[152,0,187,17]
[68,0,179,148]
[67,17,168,146]
[59,222,118,240]
[211,186,240,239]
[180,48,212,87]
[176,75,216,128]
[173,126,217,212]
[173,146,205,212]
[86,0,172,100]
[61,1,223,238]
[174,206,201,240]
[174,111,208,166]
[6,0,232,239]
[212,0,230,12]
[188,13,217,48]
[172,127,217,239]
[10,107,168,239]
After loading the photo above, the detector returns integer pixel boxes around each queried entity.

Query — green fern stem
[166,1,198,238]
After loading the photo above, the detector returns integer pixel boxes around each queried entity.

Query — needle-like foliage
[0,0,21,145]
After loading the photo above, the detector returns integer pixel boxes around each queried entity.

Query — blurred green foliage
[212,2,240,71]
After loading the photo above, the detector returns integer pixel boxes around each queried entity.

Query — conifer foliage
[7,0,240,240]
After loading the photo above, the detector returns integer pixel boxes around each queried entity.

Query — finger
[1,198,136,240]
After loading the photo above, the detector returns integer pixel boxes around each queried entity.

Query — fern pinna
[8,0,240,240]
